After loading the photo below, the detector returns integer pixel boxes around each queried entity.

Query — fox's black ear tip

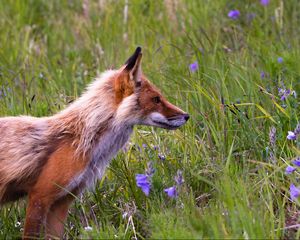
[125,46,143,70]
[136,46,142,53]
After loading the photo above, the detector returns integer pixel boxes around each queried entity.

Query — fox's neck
[51,70,135,158]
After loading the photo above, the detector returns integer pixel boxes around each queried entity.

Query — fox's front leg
[23,193,51,239]
[23,142,88,239]
[45,194,75,239]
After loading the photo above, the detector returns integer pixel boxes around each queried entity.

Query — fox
[0,47,189,239]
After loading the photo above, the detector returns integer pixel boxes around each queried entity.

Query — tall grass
[0,0,300,238]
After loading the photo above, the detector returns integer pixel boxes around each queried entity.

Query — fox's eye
[152,96,161,104]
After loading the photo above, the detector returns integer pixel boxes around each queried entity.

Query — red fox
[0,47,189,239]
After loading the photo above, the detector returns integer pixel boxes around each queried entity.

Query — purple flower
[285,166,296,174]
[290,184,300,200]
[189,61,198,72]
[292,157,300,167]
[287,131,297,140]
[294,124,300,135]
[279,88,294,101]
[280,95,287,101]
[277,57,283,63]
[135,162,155,196]
[260,0,270,6]
[136,174,148,183]
[278,87,284,95]
[153,145,159,151]
[142,143,147,149]
[228,10,240,20]
[287,124,300,140]
[158,154,166,161]
[260,71,266,79]
[175,170,184,185]
[164,186,177,198]
[136,174,151,196]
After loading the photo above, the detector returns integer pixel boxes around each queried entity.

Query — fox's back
[0,116,47,161]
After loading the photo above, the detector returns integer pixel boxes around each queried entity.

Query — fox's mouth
[145,112,189,130]
[153,120,180,130]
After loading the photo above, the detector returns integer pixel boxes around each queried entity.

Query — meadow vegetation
[0,0,300,238]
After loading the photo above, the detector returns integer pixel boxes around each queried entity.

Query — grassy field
[0,0,300,238]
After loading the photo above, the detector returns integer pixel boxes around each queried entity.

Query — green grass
[0,0,300,238]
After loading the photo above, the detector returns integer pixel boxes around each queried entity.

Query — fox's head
[114,47,189,130]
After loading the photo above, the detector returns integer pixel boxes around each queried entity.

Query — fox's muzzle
[147,112,189,130]
[165,113,189,129]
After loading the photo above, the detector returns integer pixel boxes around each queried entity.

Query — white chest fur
[66,126,133,194]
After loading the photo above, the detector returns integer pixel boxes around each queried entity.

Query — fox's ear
[124,47,142,86]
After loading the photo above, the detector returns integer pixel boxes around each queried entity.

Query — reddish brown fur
[23,141,88,238]
[138,76,185,117]
[114,72,135,105]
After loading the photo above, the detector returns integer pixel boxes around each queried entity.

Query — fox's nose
[183,113,190,121]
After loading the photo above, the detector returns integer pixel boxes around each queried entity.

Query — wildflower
[175,170,184,185]
[260,0,270,6]
[280,94,287,101]
[287,124,300,140]
[189,61,198,72]
[294,124,300,135]
[280,95,286,101]
[292,157,300,167]
[290,184,300,200]
[287,131,297,140]
[142,143,147,149]
[153,145,159,151]
[278,88,284,95]
[228,10,240,20]
[158,153,166,161]
[136,174,151,196]
[164,186,177,198]
[165,170,184,198]
[260,71,266,79]
[278,88,294,101]
[136,162,155,196]
[15,221,21,228]
[277,57,283,63]
[84,226,93,231]
[285,166,296,174]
